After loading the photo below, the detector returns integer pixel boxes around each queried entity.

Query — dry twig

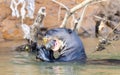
[60,0,104,28]
[95,22,120,52]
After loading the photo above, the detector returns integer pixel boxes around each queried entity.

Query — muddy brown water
[0,38,120,75]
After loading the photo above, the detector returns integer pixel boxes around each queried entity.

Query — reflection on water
[0,40,84,75]
[0,39,120,75]
[11,51,85,75]
[5,51,85,75]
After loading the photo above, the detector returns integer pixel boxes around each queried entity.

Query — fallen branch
[106,22,120,38]
[52,0,69,11]
[60,0,104,28]
[94,15,107,22]
[76,5,88,32]
[21,7,46,44]
[30,7,46,43]
[95,22,120,51]
[58,6,61,21]
[21,0,26,24]
[76,0,104,32]
[94,15,120,34]
[71,14,76,30]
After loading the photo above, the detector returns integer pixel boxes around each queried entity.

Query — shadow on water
[87,59,120,65]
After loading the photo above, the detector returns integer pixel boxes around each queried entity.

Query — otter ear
[67,29,73,34]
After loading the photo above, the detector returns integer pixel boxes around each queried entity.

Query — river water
[0,38,120,75]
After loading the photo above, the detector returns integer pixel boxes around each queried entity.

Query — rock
[0,3,11,22]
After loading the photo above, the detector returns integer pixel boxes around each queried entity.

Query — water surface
[0,38,120,75]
